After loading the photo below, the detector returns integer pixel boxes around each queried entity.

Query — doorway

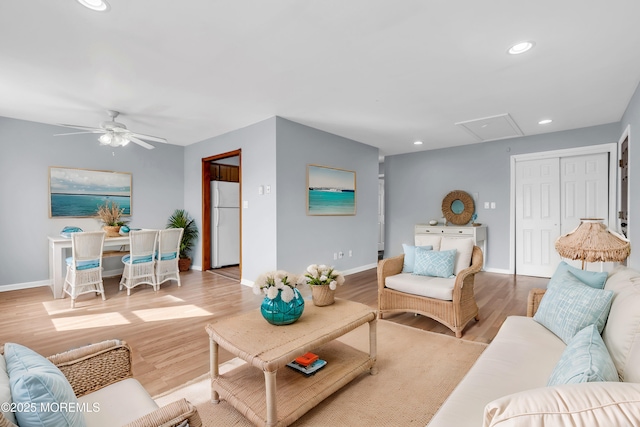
[201,149,242,276]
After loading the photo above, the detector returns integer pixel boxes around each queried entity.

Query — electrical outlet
[348,250,352,257]
[265,185,271,194]
[333,252,337,260]
[338,251,344,259]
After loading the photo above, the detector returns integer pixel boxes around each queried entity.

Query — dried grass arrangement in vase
[96,201,126,237]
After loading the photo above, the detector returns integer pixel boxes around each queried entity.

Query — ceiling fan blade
[58,124,104,132]
[54,130,105,136]
[128,132,167,143]
[128,136,155,150]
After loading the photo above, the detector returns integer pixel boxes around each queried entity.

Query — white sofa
[428,264,640,427]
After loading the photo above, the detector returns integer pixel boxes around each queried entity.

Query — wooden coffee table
[206,298,377,427]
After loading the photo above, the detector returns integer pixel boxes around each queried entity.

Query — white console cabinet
[415,224,487,260]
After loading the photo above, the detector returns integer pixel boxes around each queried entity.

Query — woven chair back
[158,228,183,255]
[71,231,106,264]
[128,230,158,259]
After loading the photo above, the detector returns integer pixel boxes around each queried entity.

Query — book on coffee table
[294,352,319,367]
[287,358,327,376]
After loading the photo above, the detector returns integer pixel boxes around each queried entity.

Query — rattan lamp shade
[555,218,630,267]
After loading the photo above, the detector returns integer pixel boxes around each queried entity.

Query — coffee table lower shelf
[212,340,375,427]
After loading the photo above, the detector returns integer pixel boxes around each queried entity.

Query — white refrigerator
[211,180,240,268]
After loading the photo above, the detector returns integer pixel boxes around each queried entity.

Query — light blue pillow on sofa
[534,271,613,344]
[5,343,86,427]
[547,324,619,386]
[413,248,456,278]
[401,244,433,273]
[549,261,608,289]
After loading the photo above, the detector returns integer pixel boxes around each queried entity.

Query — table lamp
[555,218,630,269]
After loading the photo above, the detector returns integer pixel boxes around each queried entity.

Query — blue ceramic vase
[260,288,305,325]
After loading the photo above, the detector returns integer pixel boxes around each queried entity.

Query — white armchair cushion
[384,273,455,300]
[483,382,640,427]
[78,378,158,427]
[414,235,441,251]
[440,237,474,275]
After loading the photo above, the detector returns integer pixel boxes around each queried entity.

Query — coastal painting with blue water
[49,167,131,217]
[307,165,356,215]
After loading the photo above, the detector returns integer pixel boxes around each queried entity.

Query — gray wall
[0,116,184,287]
[183,117,379,283]
[620,81,640,268]
[275,117,379,273]
[384,122,621,272]
[184,118,278,282]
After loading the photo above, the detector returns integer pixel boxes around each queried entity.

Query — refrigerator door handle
[215,209,220,227]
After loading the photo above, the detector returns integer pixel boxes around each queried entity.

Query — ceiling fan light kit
[55,110,168,150]
[76,0,110,12]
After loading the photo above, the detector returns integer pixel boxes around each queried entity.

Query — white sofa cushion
[602,266,640,382]
[385,273,455,301]
[78,378,158,427]
[0,354,16,425]
[414,235,441,251]
[483,382,640,427]
[428,316,566,427]
[440,237,474,275]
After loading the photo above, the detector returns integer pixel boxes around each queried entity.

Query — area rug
[155,320,486,426]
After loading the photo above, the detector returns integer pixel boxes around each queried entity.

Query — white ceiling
[2,1,640,156]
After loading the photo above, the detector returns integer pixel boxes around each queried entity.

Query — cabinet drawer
[443,228,474,237]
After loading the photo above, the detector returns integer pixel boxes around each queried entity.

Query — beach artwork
[307,165,356,215]
[49,167,132,217]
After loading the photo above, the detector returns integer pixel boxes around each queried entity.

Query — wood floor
[0,267,547,396]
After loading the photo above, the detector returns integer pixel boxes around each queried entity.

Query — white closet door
[560,153,609,270]
[515,158,561,277]
[515,152,610,277]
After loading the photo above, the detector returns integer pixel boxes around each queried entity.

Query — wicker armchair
[377,246,484,338]
[0,340,201,427]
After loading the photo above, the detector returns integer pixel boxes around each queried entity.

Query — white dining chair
[155,228,184,289]
[63,231,106,308]
[119,229,158,295]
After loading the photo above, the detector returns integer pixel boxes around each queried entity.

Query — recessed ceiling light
[508,41,535,55]
[413,141,423,145]
[76,0,110,12]
[538,119,553,125]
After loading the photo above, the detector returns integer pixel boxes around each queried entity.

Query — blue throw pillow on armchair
[413,248,456,278]
[401,244,433,273]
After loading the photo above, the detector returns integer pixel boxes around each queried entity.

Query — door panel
[516,158,561,277]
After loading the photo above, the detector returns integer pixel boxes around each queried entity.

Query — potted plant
[167,209,199,271]
[96,201,127,237]
[298,264,345,306]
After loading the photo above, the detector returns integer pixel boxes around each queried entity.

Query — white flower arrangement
[252,270,299,303]
[298,264,345,290]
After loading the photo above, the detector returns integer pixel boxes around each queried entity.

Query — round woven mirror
[442,190,475,225]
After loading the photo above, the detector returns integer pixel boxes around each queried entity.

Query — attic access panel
[455,113,524,142]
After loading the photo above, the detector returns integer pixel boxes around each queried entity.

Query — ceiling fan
[55,110,168,149]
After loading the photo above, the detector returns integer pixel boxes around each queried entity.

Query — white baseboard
[0,280,50,292]
[239,263,378,288]
[483,267,512,275]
